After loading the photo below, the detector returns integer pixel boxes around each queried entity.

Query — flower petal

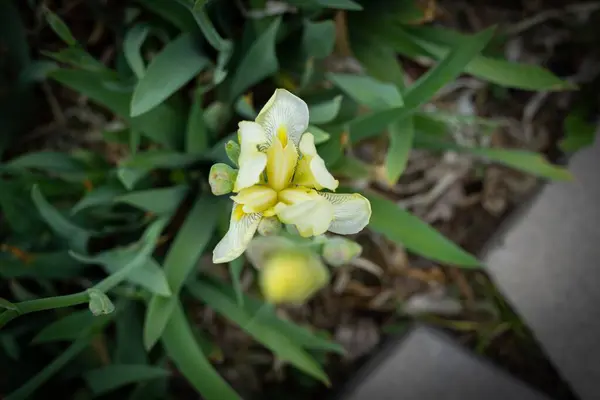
[230,185,277,213]
[319,192,371,235]
[235,121,268,192]
[213,204,262,263]
[266,134,298,191]
[275,198,333,237]
[256,89,309,147]
[293,132,339,191]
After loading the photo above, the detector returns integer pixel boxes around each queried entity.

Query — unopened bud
[225,140,240,166]
[209,163,237,195]
[259,250,329,305]
[322,237,362,267]
[258,217,282,236]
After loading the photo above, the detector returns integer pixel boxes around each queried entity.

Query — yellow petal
[230,185,277,214]
[275,197,333,237]
[256,89,309,147]
[318,192,371,234]
[266,135,298,191]
[259,251,329,305]
[212,204,262,263]
[277,186,315,204]
[235,121,268,192]
[293,133,338,191]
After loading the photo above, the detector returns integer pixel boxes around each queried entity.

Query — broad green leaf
[42,7,77,46]
[302,20,335,58]
[0,298,17,311]
[6,151,85,173]
[162,301,240,400]
[85,365,170,396]
[115,302,147,364]
[329,156,371,179]
[364,191,480,267]
[49,69,185,149]
[89,217,169,293]
[559,109,597,153]
[186,88,209,154]
[124,23,151,79]
[403,27,495,109]
[31,185,92,253]
[71,185,126,214]
[42,47,108,73]
[349,106,411,142]
[229,257,244,306]
[309,96,343,125]
[310,0,362,9]
[0,251,87,280]
[402,26,573,91]
[121,150,202,169]
[6,337,91,400]
[136,0,198,32]
[189,279,330,384]
[72,244,172,297]
[131,33,209,117]
[144,195,220,350]
[309,125,331,145]
[229,17,281,99]
[328,73,403,111]
[201,276,345,354]
[115,185,188,215]
[385,116,414,183]
[32,310,96,343]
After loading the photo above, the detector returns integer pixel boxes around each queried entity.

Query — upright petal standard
[211,88,372,264]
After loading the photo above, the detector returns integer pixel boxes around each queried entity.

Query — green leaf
[402,26,574,91]
[309,125,331,145]
[385,116,414,183]
[201,277,344,354]
[121,150,202,169]
[229,257,244,306]
[31,185,92,253]
[124,23,151,79]
[162,301,241,400]
[309,96,343,125]
[6,337,91,400]
[229,17,281,99]
[403,27,495,109]
[137,0,198,32]
[186,88,209,154]
[6,151,85,173]
[32,310,97,343]
[49,69,185,149]
[42,47,107,73]
[302,20,335,58]
[189,279,331,384]
[559,109,597,153]
[114,185,188,215]
[0,298,18,311]
[364,191,480,267]
[42,7,77,46]
[0,251,87,280]
[71,185,126,214]
[314,0,362,10]
[115,302,147,364]
[144,195,220,350]
[131,33,209,117]
[85,365,170,396]
[87,289,116,316]
[328,73,403,111]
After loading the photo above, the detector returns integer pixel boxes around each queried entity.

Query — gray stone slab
[483,135,600,400]
[338,325,550,400]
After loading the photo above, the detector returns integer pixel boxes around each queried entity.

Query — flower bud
[259,250,329,305]
[225,140,240,166]
[258,216,282,236]
[321,237,362,267]
[209,163,237,196]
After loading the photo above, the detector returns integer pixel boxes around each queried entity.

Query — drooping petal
[213,204,262,263]
[293,132,338,191]
[230,185,277,214]
[275,197,334,237]
[234,121,268,192]
[266,135,298,191]
[256,89,309,147]
[318,192,371,235]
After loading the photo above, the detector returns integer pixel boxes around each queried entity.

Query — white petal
[297,133,338,191]
[235,121,268,191]
[213,205,262,263]
[256,89,309,147]
[275,198,333,237]
[319,192,371,235]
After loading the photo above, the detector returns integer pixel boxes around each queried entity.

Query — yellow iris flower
[212,89,371,264]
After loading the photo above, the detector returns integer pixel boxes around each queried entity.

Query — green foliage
[0,0,575,399]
